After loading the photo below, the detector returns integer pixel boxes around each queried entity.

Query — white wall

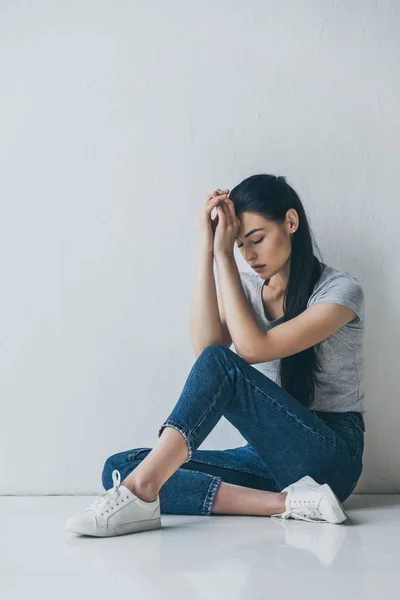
[0,1,398,494]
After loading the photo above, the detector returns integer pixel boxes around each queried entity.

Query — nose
[244,248,257,263]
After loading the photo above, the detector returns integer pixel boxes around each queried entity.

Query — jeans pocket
[344,424,366,459]
[343,429,360,458]
[316,412,364,459]
[318,421,360,459]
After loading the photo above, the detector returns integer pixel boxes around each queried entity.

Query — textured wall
[0,1,398,494]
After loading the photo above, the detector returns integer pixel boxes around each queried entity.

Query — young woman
[65,174,365,537]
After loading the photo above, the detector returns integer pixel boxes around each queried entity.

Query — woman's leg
[105,344,363,510]
[102,444,287,516]
[211,480,286,515]
[121,426,288,515]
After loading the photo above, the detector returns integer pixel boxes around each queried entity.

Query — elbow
[237,334,266,364]
[233,343,253,364]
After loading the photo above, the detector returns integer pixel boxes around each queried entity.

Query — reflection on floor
[1,494,399,599]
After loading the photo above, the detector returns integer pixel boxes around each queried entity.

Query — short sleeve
[310,272,365,325]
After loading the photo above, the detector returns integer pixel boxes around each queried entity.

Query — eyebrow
[235,228,265,241]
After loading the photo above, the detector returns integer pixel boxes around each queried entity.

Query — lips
[252,265,266,273]
[252,264,265,269]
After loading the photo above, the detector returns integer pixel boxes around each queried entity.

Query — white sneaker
[270,475,348,524]
[64,470,162,537]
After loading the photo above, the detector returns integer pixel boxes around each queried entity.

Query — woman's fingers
[216,199,227,222]
[207,194,227,208]
[209,189,229,200]
[204,190,230,218]
[217,198,239,229]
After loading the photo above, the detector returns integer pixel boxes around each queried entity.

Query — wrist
[215,252,235,265]
[197,248,214,262]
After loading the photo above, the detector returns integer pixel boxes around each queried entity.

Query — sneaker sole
[65,517,162,537]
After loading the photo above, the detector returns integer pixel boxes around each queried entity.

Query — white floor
[1,494,399,599]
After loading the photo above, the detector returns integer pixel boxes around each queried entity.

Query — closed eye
[237,237,264,249]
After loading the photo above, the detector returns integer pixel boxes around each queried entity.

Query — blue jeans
[102,345,365,515]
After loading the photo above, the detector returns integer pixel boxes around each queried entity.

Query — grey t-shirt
[235,264,365,414]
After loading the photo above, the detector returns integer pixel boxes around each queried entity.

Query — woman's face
[235,209,299,278]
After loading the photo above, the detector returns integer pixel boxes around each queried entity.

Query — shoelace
[272,496,324,521]
[85,469,128,516]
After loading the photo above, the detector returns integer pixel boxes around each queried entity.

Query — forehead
[236,214,271,239]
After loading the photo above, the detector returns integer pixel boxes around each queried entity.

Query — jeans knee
[203,343,225,353]
[199,344,230,361]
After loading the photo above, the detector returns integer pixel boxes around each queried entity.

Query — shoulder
[309,265,365,324]
[311,265,363,296]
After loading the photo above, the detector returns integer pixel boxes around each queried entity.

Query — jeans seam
[203,475,222,516]
[188,457,273,480]
[188,366,237,445]
[230,361,355,458]
[128,443,272,480]
[336,425,358,433]
[159,366,236,463]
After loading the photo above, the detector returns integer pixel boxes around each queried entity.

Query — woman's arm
[189,250,225,357]
[215,255,265,361]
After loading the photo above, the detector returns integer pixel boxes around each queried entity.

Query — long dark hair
[229,174,326,409]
